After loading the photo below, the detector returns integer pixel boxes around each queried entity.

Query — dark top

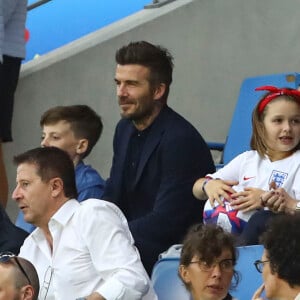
[0,205,28,254]
[122,125,151,217]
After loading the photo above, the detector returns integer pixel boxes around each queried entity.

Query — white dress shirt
[19,199,157,300]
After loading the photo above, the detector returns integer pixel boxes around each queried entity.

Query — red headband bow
[255,85,300,114]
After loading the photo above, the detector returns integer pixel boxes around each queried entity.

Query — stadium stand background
[5,0,300,219]
[25,0,150,61]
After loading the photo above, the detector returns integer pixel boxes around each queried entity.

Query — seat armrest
[206,142,225,151]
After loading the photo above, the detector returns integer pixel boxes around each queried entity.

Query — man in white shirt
[14,146,156,300]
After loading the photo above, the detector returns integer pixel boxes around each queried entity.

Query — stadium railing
[27,0,52,11]
[144,0,177,9]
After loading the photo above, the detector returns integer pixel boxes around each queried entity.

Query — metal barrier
[27,0,52,11]
[144,0,177,9]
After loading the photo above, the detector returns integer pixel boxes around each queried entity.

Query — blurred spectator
[252,213,300,300]
[0,253,39,300]
[0,0,27,207]
[0,204,28,254]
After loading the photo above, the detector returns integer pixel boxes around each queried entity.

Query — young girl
[193,85,300,242]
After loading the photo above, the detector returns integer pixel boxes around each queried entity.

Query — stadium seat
[231,245,264,299]
[151,257,191,300]
[208,72,300,169]
[151,244,264,300]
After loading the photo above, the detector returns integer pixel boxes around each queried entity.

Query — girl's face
[263,98,300,160]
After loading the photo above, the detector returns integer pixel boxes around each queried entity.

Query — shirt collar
[31,199,80,239]
[51,199,79,226]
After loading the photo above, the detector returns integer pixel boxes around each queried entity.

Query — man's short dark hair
[115,41,174,102]
[40,105,103,158]
[14,147,77,199]
[0,256,40,300]
[14,257,40,300]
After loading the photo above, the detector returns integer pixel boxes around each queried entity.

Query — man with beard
[102,41,215,275]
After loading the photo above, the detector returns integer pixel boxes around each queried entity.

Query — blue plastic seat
[151,244,264,300]
[231,245,264,299]
[151,257,191,300]
[208,72,300,169]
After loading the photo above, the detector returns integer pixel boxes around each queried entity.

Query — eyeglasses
[0,252,31,285]
[189,258,234,272]
[254,259,270,273]
[40,266,53,300]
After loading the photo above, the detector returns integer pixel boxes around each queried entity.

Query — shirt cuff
[97,277,144,300]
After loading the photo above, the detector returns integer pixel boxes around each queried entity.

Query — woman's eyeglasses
[189,258,234,272]
[0,252,31,285]
[254,259,270,273]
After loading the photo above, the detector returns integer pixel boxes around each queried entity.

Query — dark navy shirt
[122,126,151,219]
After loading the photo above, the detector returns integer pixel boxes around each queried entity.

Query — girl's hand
[204,179,238,207]
[231,187,265,212]
[260,188,297,214]
[259,190,281,212]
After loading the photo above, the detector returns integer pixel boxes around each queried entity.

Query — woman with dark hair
[252,213,300,300]
[178,223,239,300]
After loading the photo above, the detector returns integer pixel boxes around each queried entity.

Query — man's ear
[179,264,191,284]
[50,177,64,198]
[153,83,166,101]
[76,139,88,155]
[21,285,34,300]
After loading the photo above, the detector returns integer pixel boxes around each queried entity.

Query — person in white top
[252,213,300,300]
[14,146,157,300]
[193,86,300,243]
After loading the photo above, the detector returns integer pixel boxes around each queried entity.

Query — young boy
[15,105,105,232]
